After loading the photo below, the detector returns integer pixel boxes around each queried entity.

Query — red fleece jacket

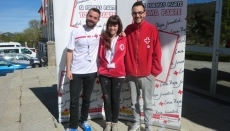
[98,36,126,77]
[124,20,162,77]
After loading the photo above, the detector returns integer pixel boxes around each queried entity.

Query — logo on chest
[144,37,151,49]
[120,44,124,51]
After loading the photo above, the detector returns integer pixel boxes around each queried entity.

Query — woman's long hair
[102,15,123,50]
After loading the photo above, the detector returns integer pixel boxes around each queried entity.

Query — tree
[23,20,41,48]
[0,32,14,42]
[187,2,216,46]
[0,20,41,47]
[221,0,230,46]
[187,1,230,47]
[13,33,26,46]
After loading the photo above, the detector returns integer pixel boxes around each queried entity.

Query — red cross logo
[144,37,150,44]
[159,101,164,106]
[155,84,159,88]
[120,44,124,51]
[94,34,98,38]
[174,71,178,76]
[96,80,100,84]
[178,90,183,95]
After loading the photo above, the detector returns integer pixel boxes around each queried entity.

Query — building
[38,0,54,55]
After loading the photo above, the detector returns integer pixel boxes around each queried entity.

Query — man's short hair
[88,8,101,16]
[132,1,145,11]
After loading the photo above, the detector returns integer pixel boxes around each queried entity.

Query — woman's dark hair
[102,15,123,50]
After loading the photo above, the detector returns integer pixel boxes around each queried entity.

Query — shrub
[185,52,230,62]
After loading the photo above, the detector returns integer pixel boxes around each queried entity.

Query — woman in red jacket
[98,15,126,131]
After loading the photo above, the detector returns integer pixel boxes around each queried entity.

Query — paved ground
[0,60,230,131]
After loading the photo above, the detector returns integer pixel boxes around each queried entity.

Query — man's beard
[86,19,97,28]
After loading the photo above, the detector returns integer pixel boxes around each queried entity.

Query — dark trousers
[99,75,124,123]
[69,72,97,129]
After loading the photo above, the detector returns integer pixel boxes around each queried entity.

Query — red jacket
[98,36,126,77]
[124,20,162,77]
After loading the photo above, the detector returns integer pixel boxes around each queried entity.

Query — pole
[210,0,223,96]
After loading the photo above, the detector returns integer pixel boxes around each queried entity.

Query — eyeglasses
[131,11,145,16]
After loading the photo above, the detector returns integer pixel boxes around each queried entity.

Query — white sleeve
[66,30,76,50]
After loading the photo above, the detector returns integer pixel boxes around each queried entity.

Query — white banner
[146,0,186,129]
[53,0,187,130]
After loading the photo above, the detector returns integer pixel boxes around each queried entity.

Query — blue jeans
[99,75,124,123]
[69,72,97,129]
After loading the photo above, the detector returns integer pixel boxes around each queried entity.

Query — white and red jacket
[98,36,126,77]
[124,20,162,77]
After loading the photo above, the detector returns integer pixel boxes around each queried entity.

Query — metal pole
[210,0,223,96]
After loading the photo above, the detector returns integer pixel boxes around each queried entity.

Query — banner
[53,0,186,130]
[150,1,186,129]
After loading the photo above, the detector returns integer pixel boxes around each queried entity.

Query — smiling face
[105,15,123,37]
[131,5,146,24]
[85,10,100,28]
[108,24,119,37]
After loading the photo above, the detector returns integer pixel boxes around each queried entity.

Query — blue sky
[188,0,215,4]
[0,0,215,33]
[0,0,41,33]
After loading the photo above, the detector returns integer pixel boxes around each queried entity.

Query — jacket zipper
[136,26,140,77]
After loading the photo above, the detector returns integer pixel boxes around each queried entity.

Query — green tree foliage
[187,2,215,46]
[0,32,14,42]
[13,33,26,46]
[23,20,41,47]
[187,0,230,47]
[221,0,230,43]
[0,19,41,48]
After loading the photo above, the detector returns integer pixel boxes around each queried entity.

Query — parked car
[0,58,29,76]
[0,42,23,47]
[0,53,41,68]
[0,47,37,58]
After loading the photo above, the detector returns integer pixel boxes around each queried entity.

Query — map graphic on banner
[53,0,187,130]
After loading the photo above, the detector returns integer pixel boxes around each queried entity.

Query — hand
[120,31,126,37]
[66,70,73,80]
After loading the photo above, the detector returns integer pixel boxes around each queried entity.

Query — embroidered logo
[120,44,124,51]
[94,34,98,38]
[144,37,151,48]
[144,37,150,44]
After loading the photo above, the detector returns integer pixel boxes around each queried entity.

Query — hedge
[185,52,230,62]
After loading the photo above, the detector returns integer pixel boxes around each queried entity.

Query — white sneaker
[104,122,111,131]
[111,123,118,131]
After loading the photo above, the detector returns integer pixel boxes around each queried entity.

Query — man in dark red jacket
[124,1,162,131]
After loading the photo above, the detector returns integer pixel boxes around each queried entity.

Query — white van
[0,47,37,58]
[0,42,23,47]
